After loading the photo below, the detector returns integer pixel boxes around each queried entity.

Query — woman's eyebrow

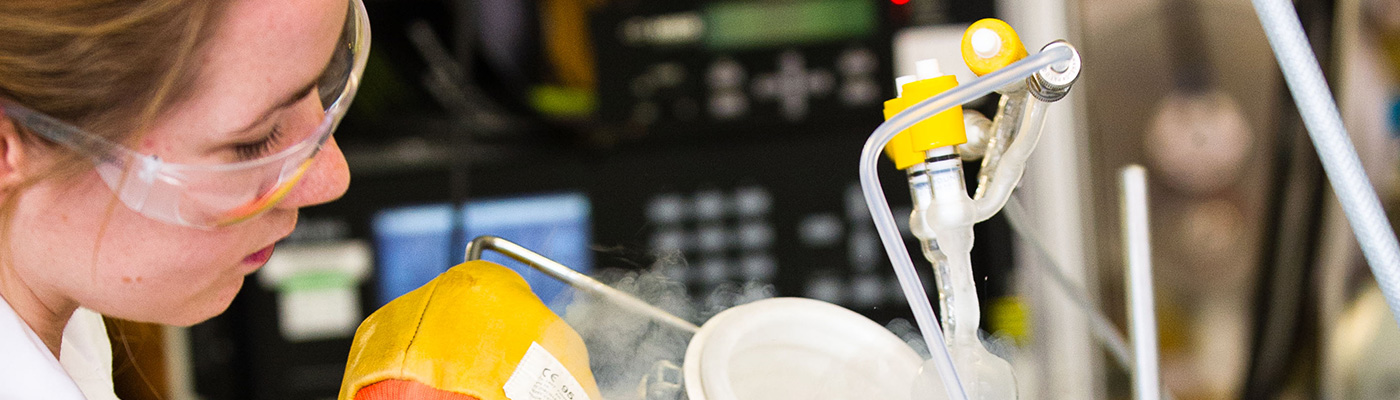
[225,22,345,138]
[228,80,318,136]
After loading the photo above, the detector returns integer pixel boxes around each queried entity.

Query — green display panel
[704,0,877,50]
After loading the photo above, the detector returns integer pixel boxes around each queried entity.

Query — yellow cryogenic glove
[339,261,602,400]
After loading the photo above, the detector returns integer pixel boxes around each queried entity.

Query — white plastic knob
[971,28,1002,59]
[915,59,942,80]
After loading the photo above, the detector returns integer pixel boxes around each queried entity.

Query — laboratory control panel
[639,183,915,309]
[591,0,896,136]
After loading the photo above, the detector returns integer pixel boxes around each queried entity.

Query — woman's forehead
[184,0,347,133]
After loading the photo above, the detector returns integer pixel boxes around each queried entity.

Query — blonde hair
[0,0,234,281]
[0,0,228,178]
[0,0,229,229]
[0,2,232,397]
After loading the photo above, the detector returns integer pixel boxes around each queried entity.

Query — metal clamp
[1028,40,1082,102]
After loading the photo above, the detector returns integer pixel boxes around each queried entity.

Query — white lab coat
[0,294,119,400]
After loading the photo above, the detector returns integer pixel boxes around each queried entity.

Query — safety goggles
[1,0,370,229]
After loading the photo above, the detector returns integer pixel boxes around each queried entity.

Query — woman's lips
[243,244,275,265]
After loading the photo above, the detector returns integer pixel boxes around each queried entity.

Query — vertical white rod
[1121,165,1160,400]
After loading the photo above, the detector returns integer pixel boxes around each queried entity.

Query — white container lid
[684,297,925,400]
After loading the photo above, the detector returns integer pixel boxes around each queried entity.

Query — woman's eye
[232,125,285,161]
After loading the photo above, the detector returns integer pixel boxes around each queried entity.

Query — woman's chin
[161,277,246,327]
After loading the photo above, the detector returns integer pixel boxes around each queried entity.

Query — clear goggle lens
[3,0,369,229]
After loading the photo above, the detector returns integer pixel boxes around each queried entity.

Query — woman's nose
[277,135,350,210]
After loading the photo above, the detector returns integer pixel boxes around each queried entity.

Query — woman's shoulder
[0,295,91,399]
[61,308,119,400]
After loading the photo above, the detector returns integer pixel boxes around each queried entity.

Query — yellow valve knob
[340,261,603,400]
[882,96,923,170]
[902,74,967,151]
[961,18,1028,76]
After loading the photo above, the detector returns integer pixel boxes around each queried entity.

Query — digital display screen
[703,0,877,50]
[371,193,592,313]
[460,194,593,314]
[371,204,456,307]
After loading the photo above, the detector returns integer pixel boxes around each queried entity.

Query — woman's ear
[0,111,30,189]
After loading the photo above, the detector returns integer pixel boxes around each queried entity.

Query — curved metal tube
[465,235,700,334]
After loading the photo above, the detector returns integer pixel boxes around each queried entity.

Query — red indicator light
[892,0,910,4]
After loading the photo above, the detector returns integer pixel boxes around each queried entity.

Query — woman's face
[7,0,352,325]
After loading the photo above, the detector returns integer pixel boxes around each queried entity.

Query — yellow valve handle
[961,18,1029,77]
[883,75,967,161]
[902,75,967,151]
[882,97,923,170]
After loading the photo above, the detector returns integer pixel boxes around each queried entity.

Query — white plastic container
[683,297,927,400]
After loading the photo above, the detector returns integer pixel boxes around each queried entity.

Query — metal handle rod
[1121,165,1161,400]
[465,236,700,334]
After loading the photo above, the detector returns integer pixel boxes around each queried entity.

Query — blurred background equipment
[1083,0,1289,397]
[169,1,1024,399]
[103,0,1400,399]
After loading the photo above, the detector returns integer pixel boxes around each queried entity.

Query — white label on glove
[504,342,592,400]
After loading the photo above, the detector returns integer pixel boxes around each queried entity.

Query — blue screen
[370,204,455,307]
[458,193,592,314]
[370,193,592,313]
